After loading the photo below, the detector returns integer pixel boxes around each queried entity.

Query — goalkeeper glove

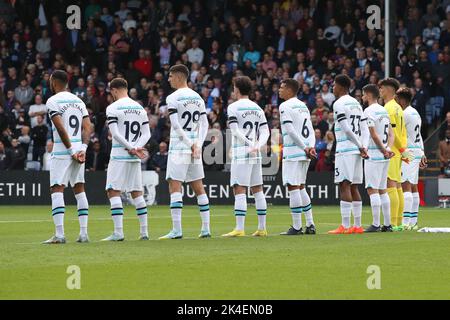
[399,148,414,164]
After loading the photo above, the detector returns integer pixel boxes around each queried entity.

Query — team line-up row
[41,66,424,243]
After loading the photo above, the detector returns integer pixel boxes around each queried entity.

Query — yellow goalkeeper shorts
[388,156,402,182]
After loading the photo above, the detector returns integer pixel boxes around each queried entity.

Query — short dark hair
[396,87,413,104]
[51,70,68,86]
[281,78,300,94]
[110,78,128,90]
[362,84,380,99]
[233,76,252,96]
[169,64,189,79]
[334,74,351,90]
[379,77,400,91]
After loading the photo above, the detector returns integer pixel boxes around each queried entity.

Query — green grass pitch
[1,205,449,300]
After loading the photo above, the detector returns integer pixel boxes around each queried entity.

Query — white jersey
[47,91,88,159]
[106,97,148,162]
[333,95,364,155]
[364,103,390,162]
[227,99,268,163]
[280,97,315,161]
[167,87,206,155]
[404,106,424,158]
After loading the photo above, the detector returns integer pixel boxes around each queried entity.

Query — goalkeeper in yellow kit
[379,78,413,231]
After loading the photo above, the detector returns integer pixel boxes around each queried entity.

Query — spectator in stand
[314,129,327,154]
[0,141,6,170]
[148,141,168,172]
[42,140,53,171]
[31,115,48,165]
[134,49,153,78]
[439,112,450,140]
[312,97,330,121]
[28,95,46,128]
[439,129,450,177]
[86,140,108,171]
[5,139,25,170]
[14,79,34,108]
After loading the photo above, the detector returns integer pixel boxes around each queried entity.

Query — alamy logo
[66,5,81,30]
[366,5,381,30]
[366,265,381,290]
[66,265,81,289]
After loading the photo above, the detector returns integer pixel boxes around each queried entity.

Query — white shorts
[282,160,310,186]
[365,160,389,190]
[230,163,263,187]
[401,160,420,184]
[166,154,204,183]
[106,160,143,192]
[334,154,363,184]
[50,158,85,187]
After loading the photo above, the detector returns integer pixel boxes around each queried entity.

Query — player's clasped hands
[359,147,369,159]
[304,147,317,160]
[129,147,148,160]
[382,148,395,160]
[191,144,202,159]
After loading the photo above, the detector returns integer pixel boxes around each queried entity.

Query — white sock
[254,191,267,230]
[197,193,210,233]
[289,189,302,230]
[369,193,381,227]
[110,196,124,236]
[300,188,314,227]
[352,201,363,227]
[134,195,148,236]
[411,192,420,225]
[340,201,352,228]
[402,191,413,226]
[170,192,183,233]
[51,192,65,238]
[234,193,247,231]
[380,193,391,226]
[75,192,89,236]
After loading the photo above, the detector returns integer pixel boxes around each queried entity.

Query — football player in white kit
[396,88,427,230]
[42,70,92,244]
[360,85,395,233]
[101,78,151,241]
[278,79,317,236]
[328,75,370,235]
[222,76,270,237]
[159,64,211,240]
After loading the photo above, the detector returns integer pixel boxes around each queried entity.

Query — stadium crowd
[0,0,450,172]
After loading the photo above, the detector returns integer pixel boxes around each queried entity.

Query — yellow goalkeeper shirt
[384,99,407,158]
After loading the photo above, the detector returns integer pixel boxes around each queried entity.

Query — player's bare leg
[190,179,211,238]
[222,185,247,237]
[42,184,67,244]
[328,180,353,234]
[349,184,364,234]
[250,185,267,237]
[101,189,125,241]
[159,179,184,239]
[131,190,148,240]
[281,185,303,235]
[73,183,89,242]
